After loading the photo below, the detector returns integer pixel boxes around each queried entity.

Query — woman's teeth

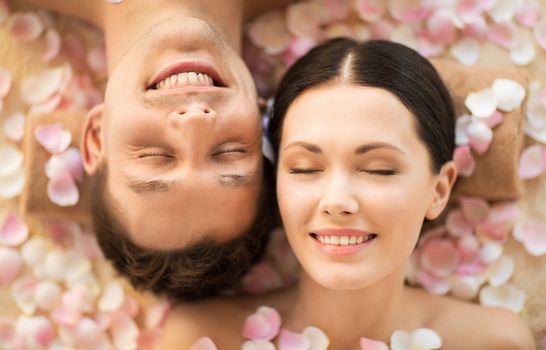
[315,235,375,246]
[155,72,214,89]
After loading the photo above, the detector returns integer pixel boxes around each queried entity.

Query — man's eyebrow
[125,177,174,194]
[354,142,406,155]
[218,172,259,187]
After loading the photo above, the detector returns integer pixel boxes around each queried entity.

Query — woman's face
[277,83,448,290]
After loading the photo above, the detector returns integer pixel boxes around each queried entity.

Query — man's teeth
[316,235,375,246]
[156,72,214,89]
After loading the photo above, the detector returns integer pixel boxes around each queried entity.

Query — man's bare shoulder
[421,293,535,350]
[159,290,292,349]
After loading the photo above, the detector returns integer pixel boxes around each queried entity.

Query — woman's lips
[310,229,378,256]
[148,60,226,89]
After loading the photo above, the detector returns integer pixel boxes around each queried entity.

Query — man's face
[84,17,262,250]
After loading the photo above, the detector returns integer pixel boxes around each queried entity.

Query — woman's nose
[318,174,359,217]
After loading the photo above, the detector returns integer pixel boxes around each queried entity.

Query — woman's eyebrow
[354,142,406,155]
[282,141,322,153]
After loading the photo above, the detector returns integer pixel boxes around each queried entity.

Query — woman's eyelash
[363,169,396,176]
[288,168,321,174]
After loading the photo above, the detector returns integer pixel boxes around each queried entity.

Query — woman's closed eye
[359,169,397,176]
[288,168,323,174]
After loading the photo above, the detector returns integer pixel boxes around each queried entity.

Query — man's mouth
[155,71,215,89]
[148,61,226,90]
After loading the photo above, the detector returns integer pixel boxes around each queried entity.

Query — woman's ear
[81,103,105,175]
[426,161,458,220]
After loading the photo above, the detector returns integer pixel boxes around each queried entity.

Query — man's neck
[102,0,243,74]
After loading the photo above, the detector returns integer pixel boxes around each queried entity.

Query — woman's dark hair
[268,38,455,173]
[90,157,276,302]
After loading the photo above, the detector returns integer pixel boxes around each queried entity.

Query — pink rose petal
[0,167,24,199]
[515,0,539,27]
[34,123,72,155]
[457,234,480,263]
[243,306,281,341]
[303,326,329,350]
[513,220,546,256]
[446,208,474,237]
[455,114,472,146]
[87,46,108,76]
[466,120,493,155]
[98,281,125,312]
[28,316,55,347]
[283,37,317,67]
[487,0,518,23]
[489,202,519,224]
[0,143,23,178]
[479,241,503,264]
[479,283,526,313]
[6,12,44,42]
[534,17,546,51]
[450,37,481,65]
[45,147,84,182]
[486,255,514,287]
[240,261,283,295]
[0,212,28,247]
[420,238,460,278]
[29,93,63,114]
[457,0,484,23]
[242,340,276,350]
[248,11,292,55]
[416,270,451,295]
[0,248,23,285]
[426,9,456,44]
[0,317,16,349]
[138,328,162,350]
[190,337,218,350]
[21,65,69,105]
[278,329,311,350]
[462,16,488,39]
[3,111,25,142]
[355,0,386,23]
[510,31,536,66]
[321,0,351,22]
[456,260,486,275]
[448,274,484,300]
[11,276,38,314]
[145,300,170,329]
[476,220,510,242]
[465,89,497,118]
[0,67,11,98]
[453,145,476,177]
[111,311,140,350]
[60,34,88,71]
[43,28,61,61]
[518,144,545,179]
[459,196,490,225]
[286,1,325,40]
[121,294,139,318]
[387,0,430,23]
[51,288,83,326]
[483,110,503,128]
[369,19,394,40]
[34,280,62,311]
[47,170,79,207]
[487,21,516,49]
[360,336,388,350]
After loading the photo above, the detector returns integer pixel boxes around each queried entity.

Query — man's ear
[81,103,105,175]
[426,161,458,220]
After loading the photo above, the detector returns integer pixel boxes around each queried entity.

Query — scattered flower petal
[416,270,450,295]
[86,46,107,76]
[3,111,25,142]
[391,328,442,350]
[11,276,38,315]
[446,208,473,237]
[34,123,72,154]
[479,283,526,313]
[518,144,544,179]
[248,11,292,55]
[145,300,170,329]
[360,336,389,350]
[303,326,329,350]
[34,280,62,311]
[514,0,539,27]
[487,0,518,23]
[0,247,23,285]
[0,67,11,98]
[487,21,516,49]
[450,37,480,65]
[189,337,218,350]
[0,143,23,178]
[420,239,459,278]
[0,167,24,199]
[355,0,386,23]
[98,280,125,312]
[110,311,140,350]
[0,212,28,247]
[479,241,504,264]
[486,255,514,287]
[0,317,15,349]
[510,30,536,66]
[21,65,71,105]
[459,196,489,225]
[534,16,546,51]
[43,28,61,61]
[465,88,497,118]
[286,1,325,40]
[483,110,503,128]
[45,147,84,182]
[6,12,44,42]
[243,306,281,341]
[278,329,311,350]
[426,9,456,44]
[453,145,476,177]
[491,78,525,112]
[513,220,546,256]
[242,340,276,350]
[448,274,484,300]
[241,261,284,295]
[47,170,79,207]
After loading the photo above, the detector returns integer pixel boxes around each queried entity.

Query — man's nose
[318,174,360,217]
[171,104,217,118]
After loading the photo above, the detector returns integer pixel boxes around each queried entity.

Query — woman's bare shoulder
[422,293,535,350]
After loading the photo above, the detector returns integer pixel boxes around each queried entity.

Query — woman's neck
[102,0,243,73]
[283,267,410,347]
